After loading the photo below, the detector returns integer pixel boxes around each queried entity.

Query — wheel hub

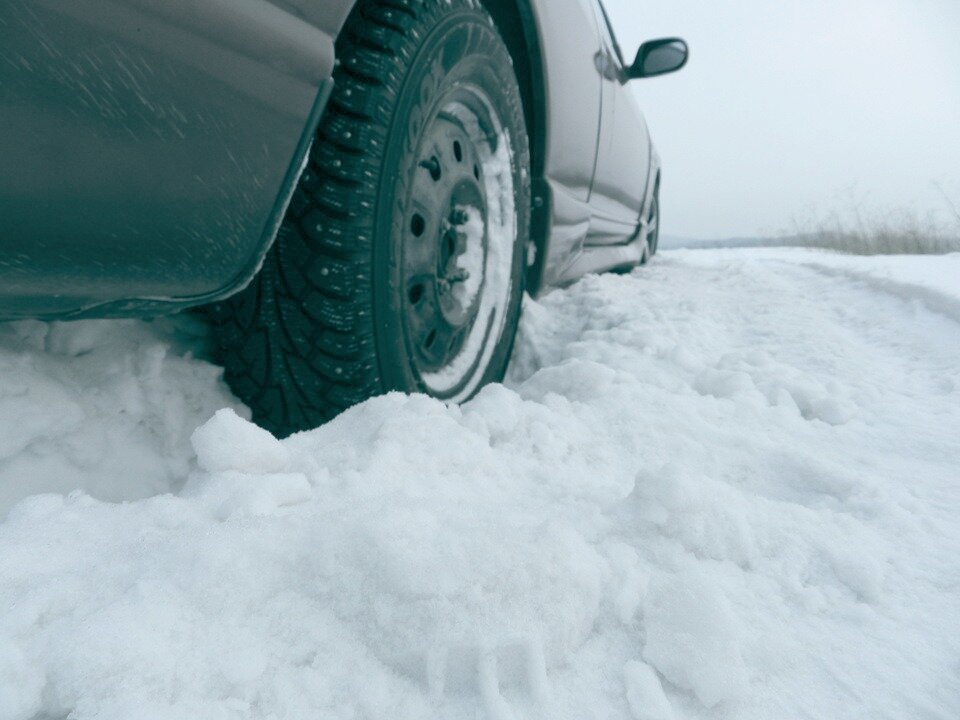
[436,186,485,326]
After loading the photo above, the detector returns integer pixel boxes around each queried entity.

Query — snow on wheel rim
[403,85,517,400]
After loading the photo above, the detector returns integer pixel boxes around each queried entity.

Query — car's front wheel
[207,0,531,436]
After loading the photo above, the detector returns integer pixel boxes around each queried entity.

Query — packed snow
[1,249,958,720]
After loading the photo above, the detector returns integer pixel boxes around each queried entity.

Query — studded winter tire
[206,0,531,436]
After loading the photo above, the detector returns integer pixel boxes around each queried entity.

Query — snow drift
[1,249,959,720]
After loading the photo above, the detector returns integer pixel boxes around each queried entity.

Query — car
[0,0,687,435]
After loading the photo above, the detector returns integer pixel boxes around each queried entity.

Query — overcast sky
[603,0,960,239]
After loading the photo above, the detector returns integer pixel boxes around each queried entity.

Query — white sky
[603,0,960,239]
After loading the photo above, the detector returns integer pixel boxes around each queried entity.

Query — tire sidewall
[372,4,530,399]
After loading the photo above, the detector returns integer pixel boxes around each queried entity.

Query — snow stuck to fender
[1,249,959,720]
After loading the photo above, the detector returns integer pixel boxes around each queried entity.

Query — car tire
[206,0,531,436]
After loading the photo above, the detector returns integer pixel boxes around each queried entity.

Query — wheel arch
[479,0,547,180]
[478,0,550,294]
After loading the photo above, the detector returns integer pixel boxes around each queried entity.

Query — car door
[587,0,653,244]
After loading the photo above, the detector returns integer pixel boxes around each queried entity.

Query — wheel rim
[400,85,516,400]
[647,193,660,255]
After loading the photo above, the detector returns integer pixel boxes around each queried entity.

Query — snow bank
[0,318,242,516]
[686,248,960,321]
[1,249,959,719]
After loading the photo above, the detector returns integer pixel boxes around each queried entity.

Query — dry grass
[786,223,960,255]
[781,185,960,255]
[663,187,960,254]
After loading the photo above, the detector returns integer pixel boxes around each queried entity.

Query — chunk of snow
[191,408,289,473]
[181,471,312,520]
[642,569,749,707]
[624,661,675,720]
[0,642,44,720]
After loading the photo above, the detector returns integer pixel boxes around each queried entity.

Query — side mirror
[627,38,689,81]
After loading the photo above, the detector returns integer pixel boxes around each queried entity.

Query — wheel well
[480,0,550,292]
[480,0,546,179]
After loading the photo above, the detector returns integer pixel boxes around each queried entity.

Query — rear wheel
[641,185,660,263]
[206,0,530,436]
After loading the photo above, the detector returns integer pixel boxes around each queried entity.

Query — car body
[0,0,679,321]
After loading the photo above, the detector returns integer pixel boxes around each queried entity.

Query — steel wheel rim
[400,85,516,400]
[647,193,660,254]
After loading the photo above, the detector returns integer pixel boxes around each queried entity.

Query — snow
[0,318,243,516]
[1,249,959,720]
[450,204,486,311]
[191,409,290,474]
[624,661,674,720]
[782,249,960,321]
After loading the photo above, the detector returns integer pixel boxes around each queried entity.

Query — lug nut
[419,157,442,181]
